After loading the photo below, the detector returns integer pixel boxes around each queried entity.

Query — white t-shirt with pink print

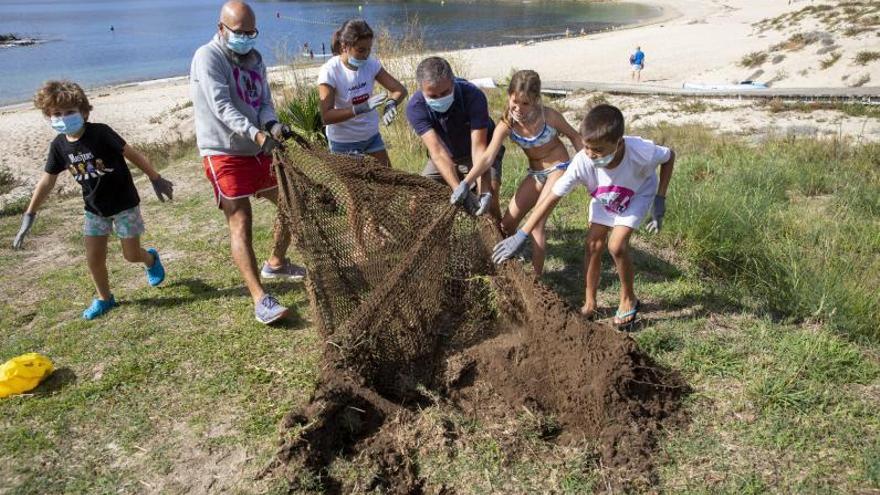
[552,136,671,226]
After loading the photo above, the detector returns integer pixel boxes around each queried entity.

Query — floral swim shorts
[83,206,145,238]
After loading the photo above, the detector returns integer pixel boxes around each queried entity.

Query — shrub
[740,51,768,68]
[820,52,842,69]
[277,86,327,147]
[854,50,880,65]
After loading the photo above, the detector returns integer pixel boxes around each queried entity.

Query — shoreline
[2,0,879,210]
[1,0,672,109]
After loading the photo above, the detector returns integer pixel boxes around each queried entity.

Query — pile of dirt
[267,145,689,492]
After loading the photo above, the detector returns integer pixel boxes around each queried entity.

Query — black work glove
[151,175,174,202]
[260,133,282,155]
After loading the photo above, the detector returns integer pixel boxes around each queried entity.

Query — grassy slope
[1,94,879,493]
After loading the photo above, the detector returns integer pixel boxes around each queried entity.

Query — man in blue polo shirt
[406,56,503,218]
[630,46,645,82]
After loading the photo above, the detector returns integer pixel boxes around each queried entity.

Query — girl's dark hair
[331,19,374,55]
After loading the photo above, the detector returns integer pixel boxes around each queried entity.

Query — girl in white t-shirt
[492,104,676,329]
[318,19,407,167]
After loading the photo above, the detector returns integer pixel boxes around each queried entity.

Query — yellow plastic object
[0,353,54,398]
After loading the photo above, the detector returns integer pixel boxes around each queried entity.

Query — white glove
[353,92,388,115]
[382,100,399,126]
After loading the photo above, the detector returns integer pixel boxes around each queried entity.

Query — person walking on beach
[318,19,407,166]
[630,46,645,82]
[190,0,304,325]
[13,81,172,320]
[452,70,583,276]
[406,56,503,218]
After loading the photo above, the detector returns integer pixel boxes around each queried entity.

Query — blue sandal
[614,300,640,329]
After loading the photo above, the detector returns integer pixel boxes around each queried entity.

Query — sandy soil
[1,0,877,210]
[559,93,880,142]
[453,0,880,89]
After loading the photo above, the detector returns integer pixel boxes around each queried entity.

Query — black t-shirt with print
[45,122,139,217]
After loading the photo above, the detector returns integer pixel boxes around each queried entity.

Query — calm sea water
[1,0,660,105]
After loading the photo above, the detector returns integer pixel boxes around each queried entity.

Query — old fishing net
[269,144,688,492]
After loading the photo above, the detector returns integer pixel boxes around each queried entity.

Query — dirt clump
[268,145,689,492]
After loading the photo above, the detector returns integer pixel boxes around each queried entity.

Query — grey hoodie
[190,34,278,156]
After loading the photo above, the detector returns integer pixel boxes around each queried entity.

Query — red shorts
[203,154,277,207]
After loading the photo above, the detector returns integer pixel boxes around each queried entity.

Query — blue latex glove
[644,195,666,233]
[12,212,35,249]
[492,229,529,264]
[475,192,492,216]
[450,180,470,206]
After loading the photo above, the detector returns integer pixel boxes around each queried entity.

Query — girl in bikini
[457,70,582,275]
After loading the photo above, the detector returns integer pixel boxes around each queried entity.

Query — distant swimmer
[109,25,114,32]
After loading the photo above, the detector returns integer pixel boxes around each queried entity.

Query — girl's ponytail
[331,28,343,55]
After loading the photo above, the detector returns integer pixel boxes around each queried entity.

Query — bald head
[219,1,256,32]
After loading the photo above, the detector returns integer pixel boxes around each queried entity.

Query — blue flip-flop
[614,300,641,330]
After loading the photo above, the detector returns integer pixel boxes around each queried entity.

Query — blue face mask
[225,31,256,55]
[50,112,84,135]
[591,145,618,168]
[425,91,455,113]
[347,56,368,69]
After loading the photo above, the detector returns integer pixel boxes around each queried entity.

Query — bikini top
[510,108,558,149]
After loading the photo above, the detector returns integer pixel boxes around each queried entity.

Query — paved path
[542,81,880,103]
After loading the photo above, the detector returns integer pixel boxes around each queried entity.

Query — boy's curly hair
[33,80,92,117]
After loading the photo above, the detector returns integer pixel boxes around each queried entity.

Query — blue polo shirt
[405,78,496,160]
[632,50,645,65]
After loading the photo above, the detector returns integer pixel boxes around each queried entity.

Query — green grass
[0,151,314,493]
[1,88,879,493]
[763,98,880,119]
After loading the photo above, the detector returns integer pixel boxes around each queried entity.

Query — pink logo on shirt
[232,67,263,109]
[593,185,635,214]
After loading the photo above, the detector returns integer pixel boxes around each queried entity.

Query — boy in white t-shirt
[492,104,676,328]
[317,19,407,167]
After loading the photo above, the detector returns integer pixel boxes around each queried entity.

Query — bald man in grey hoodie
[190,0,304,325]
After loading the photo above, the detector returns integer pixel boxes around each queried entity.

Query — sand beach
[1,0,877,209]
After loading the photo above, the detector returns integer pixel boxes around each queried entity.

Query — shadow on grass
[539,228,744,328]
[126,278,309,329]
[33,367,77,396]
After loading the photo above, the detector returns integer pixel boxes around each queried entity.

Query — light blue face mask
[590,144,619,168]
[425,91,455,113]
[347,56,368,69]
[226,31,256,55]
[50,112,84,135]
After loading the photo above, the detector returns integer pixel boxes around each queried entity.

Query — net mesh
[271,144,688,488]
[275,145,501,398]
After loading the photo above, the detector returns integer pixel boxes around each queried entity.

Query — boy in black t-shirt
[12,81,175,320]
